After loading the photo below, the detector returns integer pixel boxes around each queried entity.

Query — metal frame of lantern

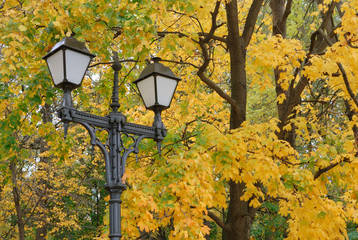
[43,37,96,89]
[133,57,181,112]
[43,38,180,240]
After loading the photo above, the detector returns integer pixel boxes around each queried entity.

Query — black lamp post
[43,37,180,240]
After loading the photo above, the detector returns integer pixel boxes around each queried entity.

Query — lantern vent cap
[43,37,95,60]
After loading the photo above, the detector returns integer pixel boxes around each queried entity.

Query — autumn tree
[1,0,358,240]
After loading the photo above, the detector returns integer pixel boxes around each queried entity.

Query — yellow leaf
[18,25,27,31]
[277,93,286,104]
[53,21,61,27]
[283,124,292,131]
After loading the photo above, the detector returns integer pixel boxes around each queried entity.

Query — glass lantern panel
[65,49,92,85]
[46,50,64,86]
[137,76,155,108]
[156,76,177,107]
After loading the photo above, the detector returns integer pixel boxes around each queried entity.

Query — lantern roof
[134,57,181,84]
[42,37,95,90]
[43,37,95,60]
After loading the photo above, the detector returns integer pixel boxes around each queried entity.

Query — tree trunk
[223,182,257,240]
[226,2,247,128]
[10,160,25,240]
[270,0,295,146]
[36,103,53,239]
[223,1,263,239]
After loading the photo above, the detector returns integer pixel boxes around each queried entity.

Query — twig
[88,59,139,68]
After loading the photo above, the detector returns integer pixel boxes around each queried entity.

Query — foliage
[1,0,358,239]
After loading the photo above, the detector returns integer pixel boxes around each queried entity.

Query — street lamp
[43,37,180,240]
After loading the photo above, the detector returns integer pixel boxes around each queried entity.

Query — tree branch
[197,41,243,121]
[316,29,358,109]
[157,31,188,39]
[282,0,293,22]
[160,59,199,69]
[281,8,338,125]
[344,34,358,49]
[158,2,223,45]
[88,59,138,68]
[317,28,334,46]
[314,157,351,180]
[198,32,227,44]
[207,210,229,230]
[243,0,264,47]
[201,1,222,44]
[338,62,358,109]
[319,2,336,31]
[197,70,240,116]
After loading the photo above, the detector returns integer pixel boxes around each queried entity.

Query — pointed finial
[157,141,162,156]
[64,122,69,139]
[110,51,122,112]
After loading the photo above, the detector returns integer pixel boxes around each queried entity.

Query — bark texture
[223,1,264,239]
[10,160,25,240]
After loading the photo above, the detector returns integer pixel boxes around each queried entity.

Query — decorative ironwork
[56,54,167,240]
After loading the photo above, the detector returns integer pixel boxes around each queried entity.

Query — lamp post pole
[43,37,180,239]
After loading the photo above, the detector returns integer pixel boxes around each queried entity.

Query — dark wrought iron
[56,54,167,240]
